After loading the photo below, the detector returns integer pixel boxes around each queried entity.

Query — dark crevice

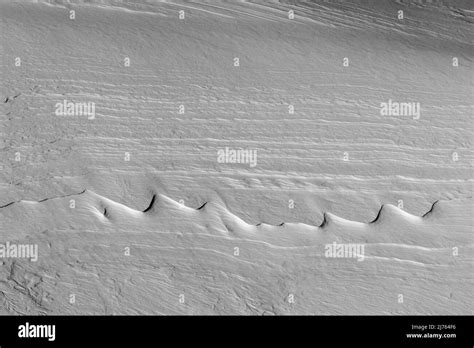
[197,202,208,210]
[142,194,156,213]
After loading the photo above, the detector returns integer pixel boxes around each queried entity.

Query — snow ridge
[0,189,449,230]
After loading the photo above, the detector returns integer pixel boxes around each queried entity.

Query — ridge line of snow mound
[141,192,195,214]
[82,189,143,220]
[0,189,87,208]
[370,204,423,224]
[0,189,454,230]
[319,212,367,229]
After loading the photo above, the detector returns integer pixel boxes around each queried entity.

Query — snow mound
[0,189,456,234]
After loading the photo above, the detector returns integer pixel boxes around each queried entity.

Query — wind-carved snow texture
[0,0,473,315]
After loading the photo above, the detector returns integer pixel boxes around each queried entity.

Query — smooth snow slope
[0,0,473,314]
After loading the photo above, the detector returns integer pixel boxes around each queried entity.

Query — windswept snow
[0,0,473,314]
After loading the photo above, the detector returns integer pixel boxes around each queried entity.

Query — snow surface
[0,0,473,314]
